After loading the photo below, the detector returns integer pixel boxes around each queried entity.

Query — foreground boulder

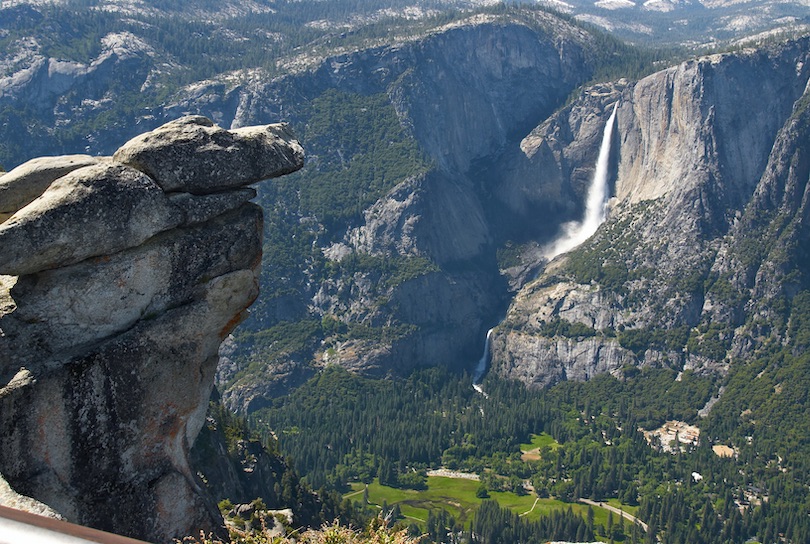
[0,163,183,276]
[0,116,303,542]
[0,155,101,223]
[113,115,304,193]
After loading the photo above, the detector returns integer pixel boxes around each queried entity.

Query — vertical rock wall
[0,116,303,542]
[489,38,810,388]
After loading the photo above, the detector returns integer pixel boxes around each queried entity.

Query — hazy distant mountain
[550,0,810,44]
[1,0,807,51]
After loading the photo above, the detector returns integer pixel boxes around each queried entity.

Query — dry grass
[178,517,424,544]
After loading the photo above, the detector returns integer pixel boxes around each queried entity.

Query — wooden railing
[0,505,150,543]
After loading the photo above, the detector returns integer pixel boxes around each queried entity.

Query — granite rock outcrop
[0,116,303,541]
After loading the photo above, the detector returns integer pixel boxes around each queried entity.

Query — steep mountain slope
[491,37,810,388]
[215,10,606,411]
[4,1,810,417]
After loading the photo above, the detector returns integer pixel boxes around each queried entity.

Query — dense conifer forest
[248,361,810,543]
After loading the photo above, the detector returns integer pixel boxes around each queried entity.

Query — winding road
[578,498,648,532]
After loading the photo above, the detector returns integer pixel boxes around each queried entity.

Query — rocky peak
[0,116,303,542]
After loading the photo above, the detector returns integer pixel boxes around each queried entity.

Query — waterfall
[544,102,618,260]
[471,103,618,394]
[473,328,494,387]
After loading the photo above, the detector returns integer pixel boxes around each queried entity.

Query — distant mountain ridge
[0,0,805,169]
[2,0,806,49]
[550,0,810,44]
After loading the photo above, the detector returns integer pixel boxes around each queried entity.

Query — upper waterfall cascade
[544,102,618,260]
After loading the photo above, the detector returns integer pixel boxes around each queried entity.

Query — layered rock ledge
[0,116,303,542]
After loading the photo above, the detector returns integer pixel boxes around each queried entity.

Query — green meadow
[345,475,628,534]
[519,432,561,452]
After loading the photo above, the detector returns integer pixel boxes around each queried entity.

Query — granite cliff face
[490,38,810,388]
[89,17,810,411]
[0,116,303,541]
[205,11,602,411]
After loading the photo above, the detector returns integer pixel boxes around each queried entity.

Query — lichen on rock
[0,116,303,542]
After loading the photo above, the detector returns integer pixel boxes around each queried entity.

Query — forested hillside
[254,364,810,543]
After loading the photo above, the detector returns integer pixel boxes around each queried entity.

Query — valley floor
[344,476,635,538]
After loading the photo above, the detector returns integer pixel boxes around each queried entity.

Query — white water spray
[544,102,618,260]
[472,328,494,391]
